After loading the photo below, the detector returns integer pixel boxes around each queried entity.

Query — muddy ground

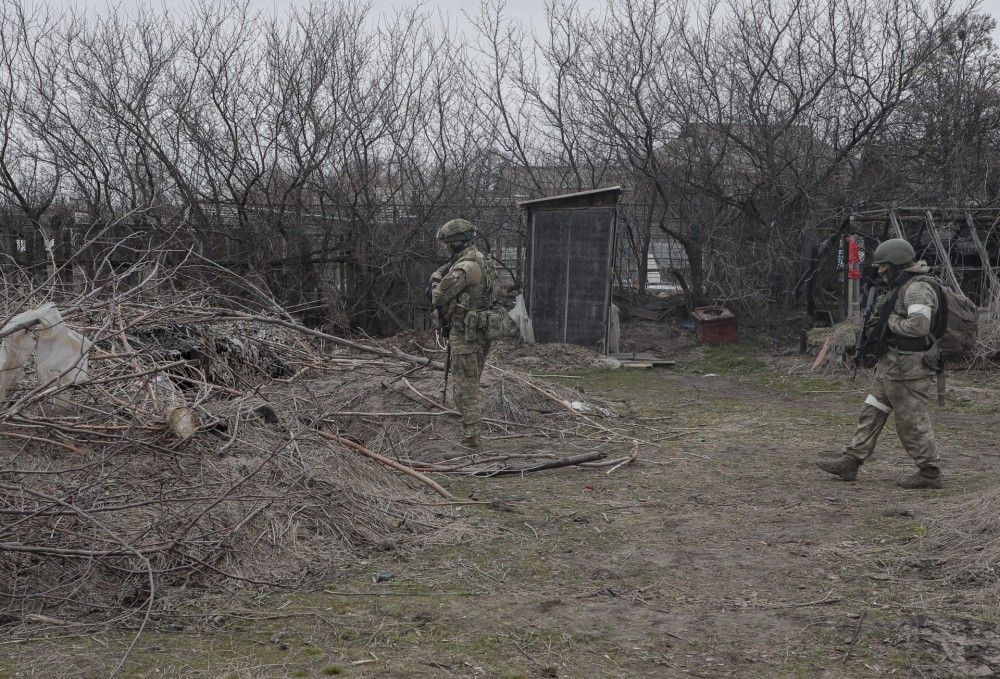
[3,326,1000,678]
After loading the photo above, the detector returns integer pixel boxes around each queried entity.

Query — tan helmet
[871,238,916,266]
[436,218,476,242]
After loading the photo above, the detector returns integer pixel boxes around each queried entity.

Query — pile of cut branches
[0,257,662,665]
[0,268,474,663]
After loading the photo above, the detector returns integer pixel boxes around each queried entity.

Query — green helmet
[871,238,915,266]
[436,218,475,242]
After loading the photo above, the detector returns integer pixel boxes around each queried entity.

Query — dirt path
[4,351,1000,678]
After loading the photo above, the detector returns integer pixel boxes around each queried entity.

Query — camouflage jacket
[878,261,940,381]
[430,245,495,349]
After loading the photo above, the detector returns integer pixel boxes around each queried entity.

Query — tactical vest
[448,246,496,331]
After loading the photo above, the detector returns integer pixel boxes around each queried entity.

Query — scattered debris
[0,269,470,641]
[611,352,676,368]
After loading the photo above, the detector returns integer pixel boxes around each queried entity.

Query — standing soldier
[430,219,497,455]
[818,238,943,489]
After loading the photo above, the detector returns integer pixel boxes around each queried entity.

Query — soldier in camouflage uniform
[430,219,497,454]
[818,238,943,489]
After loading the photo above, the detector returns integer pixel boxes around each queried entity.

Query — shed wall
[527,207,616,352]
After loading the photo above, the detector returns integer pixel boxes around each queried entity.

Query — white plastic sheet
[0,330,37,401]
[33,304,92,388]
[508,293,535,345]
[0,303,92,403]
[0,306,52,401]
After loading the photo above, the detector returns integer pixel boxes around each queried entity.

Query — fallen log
[479,451,606,477]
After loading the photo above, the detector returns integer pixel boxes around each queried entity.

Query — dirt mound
[492,340,606,373]
[619,319,696,356]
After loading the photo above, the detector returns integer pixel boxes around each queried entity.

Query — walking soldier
[819,238,944,489]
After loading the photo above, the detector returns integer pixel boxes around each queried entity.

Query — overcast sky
[47,0,570,23]
[39,0,1000,37]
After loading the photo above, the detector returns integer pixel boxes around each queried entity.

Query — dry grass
[974,286,1000,362]
[926,486,1000,605]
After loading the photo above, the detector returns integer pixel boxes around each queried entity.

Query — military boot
[817,455,860,482]
[896,465,942,490]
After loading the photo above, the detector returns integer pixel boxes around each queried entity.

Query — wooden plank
[811,338,831,372]
[621,361,654,369]
[964,211,1000,297]
[611,352,675,367]
[924,210,962,292]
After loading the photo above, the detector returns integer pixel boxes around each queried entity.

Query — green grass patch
[699,345,766,373]
[321,666,344,675]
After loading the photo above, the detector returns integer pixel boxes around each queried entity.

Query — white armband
[906,304,932,320]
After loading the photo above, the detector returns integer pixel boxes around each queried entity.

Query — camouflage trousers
[844,376,939,468]
[451,338,491,447]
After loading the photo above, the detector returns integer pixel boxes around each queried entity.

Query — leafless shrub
[0,0,992,323]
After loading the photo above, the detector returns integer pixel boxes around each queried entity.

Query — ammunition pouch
[464,307,516,342]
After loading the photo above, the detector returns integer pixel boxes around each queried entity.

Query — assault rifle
[851,284,888,381]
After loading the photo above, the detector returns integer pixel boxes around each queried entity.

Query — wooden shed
[520,187,622,353]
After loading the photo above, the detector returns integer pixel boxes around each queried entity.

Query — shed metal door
[527,208,616,351]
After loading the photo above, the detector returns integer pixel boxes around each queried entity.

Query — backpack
[902,275,978,360]
[929,282,979,360]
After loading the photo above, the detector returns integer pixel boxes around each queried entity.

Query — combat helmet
[871,238,916,266]
[436,218,476,242]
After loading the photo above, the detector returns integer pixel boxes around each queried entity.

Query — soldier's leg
[885,377,941,487]
[821,377,892,481]
[452,350,483,449]
[844,377,892,463]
